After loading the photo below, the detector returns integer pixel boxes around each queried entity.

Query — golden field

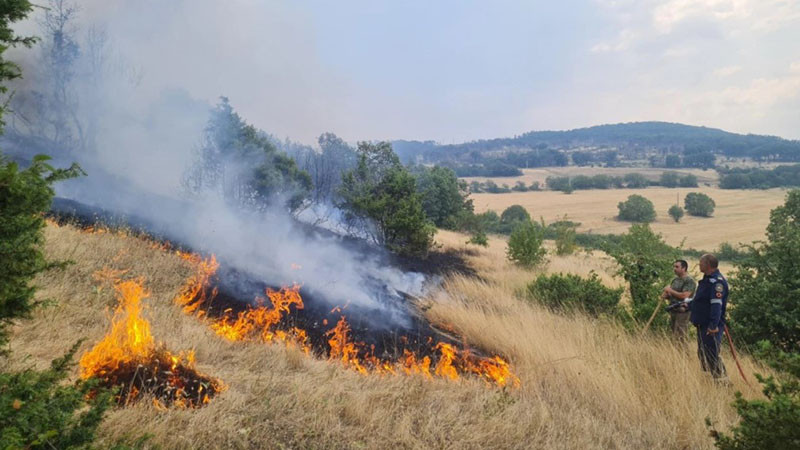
[470,186,788,250]
[461,167,720,187]
[4,223,768,449]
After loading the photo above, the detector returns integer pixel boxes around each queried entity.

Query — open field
[470,186,788,250]
[4,223,768,449]
[461,167,720,188]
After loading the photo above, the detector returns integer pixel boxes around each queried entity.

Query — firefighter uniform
[689,269,728,378]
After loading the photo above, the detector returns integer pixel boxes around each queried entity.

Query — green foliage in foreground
[526,272,623,317]
[0,342,113,449]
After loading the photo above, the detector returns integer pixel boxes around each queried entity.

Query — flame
[80,278,225,407]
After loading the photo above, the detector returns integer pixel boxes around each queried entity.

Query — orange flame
[80,278,225,407]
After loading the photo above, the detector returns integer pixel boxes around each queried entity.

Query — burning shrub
[80,279,225,407]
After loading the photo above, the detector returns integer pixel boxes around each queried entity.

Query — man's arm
[663,286,692,299]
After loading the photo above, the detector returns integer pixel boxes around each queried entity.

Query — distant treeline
[467,172,698,193]
[719,164,800,189]
[392,122,800,172]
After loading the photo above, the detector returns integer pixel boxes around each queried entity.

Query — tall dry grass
[3,224,766,449]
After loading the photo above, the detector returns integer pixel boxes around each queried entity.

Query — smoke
[6,1,430,329]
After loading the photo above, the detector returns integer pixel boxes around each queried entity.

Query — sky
[16,0,800,144]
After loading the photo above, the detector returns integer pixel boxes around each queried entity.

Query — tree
[499,205,531,234]
[679,174,698,187]
[414,165,473,229]
[606,224,680,325]
[665,154,682,168]
[684,192,715,217]
[668,205,684,222]
[339,142,435,256]
[506,221,546,267]
[729,190,800,353]
[0,4,110,447]
[623,173,649,188]
[659,171,680,188]
[617,194,656,223]
[183,98,312,212]
[300,132,357,202]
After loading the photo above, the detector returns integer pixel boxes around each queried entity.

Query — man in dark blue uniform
[690,253,728,379]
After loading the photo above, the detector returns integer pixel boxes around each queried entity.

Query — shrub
[729,190,800,353]
[506,221,546,267]
[617,194,656,223]
[0,342,113,449]
[623,173,649,188]
[553,217,577,255]
[684,192,715,217]
[668,205,684,222]
[660,171,680,188]
[606,224,680,325]
[414,165,473,229]
[526,272,623,317]
[546,176,571,193]
[511,181,528,192]
[467,230,489,247]
[679,174,698,187]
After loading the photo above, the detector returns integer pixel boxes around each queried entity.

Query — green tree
[0,4,111,448]
[729,190,800,353]
[679,174,698,187]
[414,165,473,229]
[506,221,546,267]
[499,205,531,233]
[527,272,623,317]
[665,154,682,168]
[339,142,435,256]
[660,171,680,188]
[623,172,649,188]
[606,224,680,325]
[668,205,685,222]
[684,192,716,217]
[183,98,312,211]
[617,194,656,223]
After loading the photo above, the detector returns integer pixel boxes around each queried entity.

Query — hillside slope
[5,224,766,449]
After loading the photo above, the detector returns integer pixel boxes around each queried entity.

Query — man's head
[699,254,719,275]
[673,259,688,276]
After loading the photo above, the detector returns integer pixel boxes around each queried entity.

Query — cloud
[713,65,742,77]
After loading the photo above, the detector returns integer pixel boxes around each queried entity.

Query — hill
[5,222,765,449]
[394,122,800,170]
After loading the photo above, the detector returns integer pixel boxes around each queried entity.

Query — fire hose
[724,324,752,388]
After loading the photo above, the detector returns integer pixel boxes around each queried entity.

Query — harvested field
[470,187,788,249]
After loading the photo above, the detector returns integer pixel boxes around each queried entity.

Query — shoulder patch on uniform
[716,292,723,298]
[715,283,724,292]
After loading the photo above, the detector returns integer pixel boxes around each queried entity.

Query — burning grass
[80,278,225,408]
[173,255,520,388]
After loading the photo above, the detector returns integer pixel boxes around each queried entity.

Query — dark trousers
[696,324,726,378]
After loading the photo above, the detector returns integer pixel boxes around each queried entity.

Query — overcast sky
[20,0,800,144]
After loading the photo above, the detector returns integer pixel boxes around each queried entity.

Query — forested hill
[393,121,800,167]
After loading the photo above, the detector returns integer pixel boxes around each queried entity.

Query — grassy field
[470,186,788,250]
[4,223,768,449]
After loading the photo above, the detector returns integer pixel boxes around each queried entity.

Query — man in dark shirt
[690,253,728,379]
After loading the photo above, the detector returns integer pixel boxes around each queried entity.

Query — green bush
[0,342,113,449]
[506,221,546,267]
[660,171,680,188]
[553,218,577,255]
[617,194,656,223]
[684,192,716,217]
[668,205,684,222]
[709,345,800,450]
[499,205,530,233]
[414,165,473,229]
[526,272,622,317]
[679,174,698,187]
[624,173,649,188]
[729,190,800,353]
[606,224,680,325]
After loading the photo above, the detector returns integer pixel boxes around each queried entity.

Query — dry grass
[4,223,768,449]
[470,186,788,249]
